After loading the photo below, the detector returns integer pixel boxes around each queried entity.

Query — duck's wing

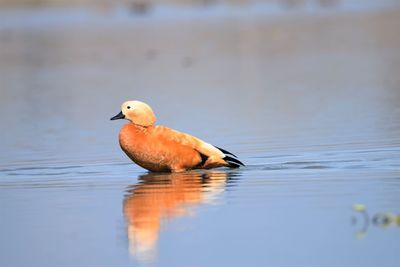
[154,126,245,168]
[153,126,223,157]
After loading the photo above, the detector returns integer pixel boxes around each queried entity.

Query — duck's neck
[130,122,154,129]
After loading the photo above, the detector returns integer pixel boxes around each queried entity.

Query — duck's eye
[127,106,131,109]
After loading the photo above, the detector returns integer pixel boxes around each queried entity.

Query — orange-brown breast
[119,124,202,172]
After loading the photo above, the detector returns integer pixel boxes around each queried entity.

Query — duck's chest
[118,125,170,171]
[120,125,164,159]
[119,125,149,157]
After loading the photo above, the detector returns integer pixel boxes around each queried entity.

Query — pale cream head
[111,100,156,127]
[122,100,156,127]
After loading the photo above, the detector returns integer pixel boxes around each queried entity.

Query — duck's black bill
[110,111,125,120]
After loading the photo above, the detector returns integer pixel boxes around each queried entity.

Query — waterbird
[110,100,244,172]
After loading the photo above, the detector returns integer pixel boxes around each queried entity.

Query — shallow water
[1,2,400,267]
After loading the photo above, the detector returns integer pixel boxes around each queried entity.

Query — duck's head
[110,100,156,127]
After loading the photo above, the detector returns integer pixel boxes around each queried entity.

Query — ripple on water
[0,160,141,190]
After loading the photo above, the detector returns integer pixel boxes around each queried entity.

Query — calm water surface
[1,3,400,267]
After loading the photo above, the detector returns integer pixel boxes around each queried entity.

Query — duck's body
[111,100,244,172]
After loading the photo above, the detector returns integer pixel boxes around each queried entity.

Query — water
[1,2,400,267]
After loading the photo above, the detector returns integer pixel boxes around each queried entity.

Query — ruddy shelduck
[110,100,244,172]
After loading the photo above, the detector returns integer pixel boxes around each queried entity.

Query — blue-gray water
[1,2,400,267]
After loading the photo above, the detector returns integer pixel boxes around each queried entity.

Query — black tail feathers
[215,145,245,168]
[224,155,245,168]
[215,146,237,158]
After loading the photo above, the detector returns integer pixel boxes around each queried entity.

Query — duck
[110,100,244,172]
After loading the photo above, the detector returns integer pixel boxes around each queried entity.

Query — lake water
[1,2,400,267]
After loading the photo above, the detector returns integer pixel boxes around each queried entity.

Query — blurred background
[1,1,400,267]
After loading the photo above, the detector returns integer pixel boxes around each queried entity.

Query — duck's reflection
[123,170,234,262]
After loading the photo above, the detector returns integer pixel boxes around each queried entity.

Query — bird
[110,100,244,172]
